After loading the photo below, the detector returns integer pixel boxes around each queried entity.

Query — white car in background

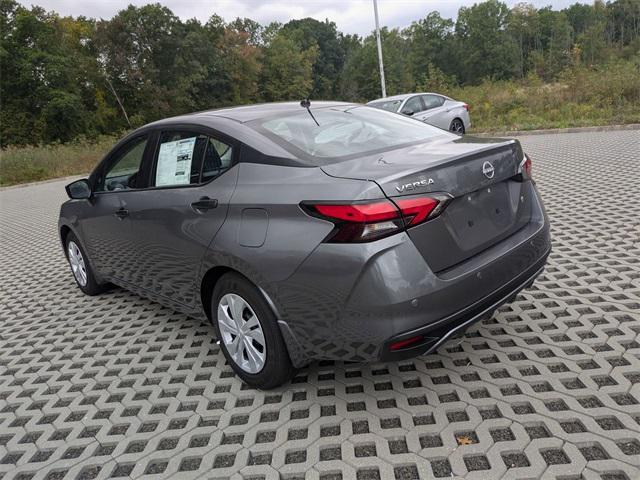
[367,92,471,134]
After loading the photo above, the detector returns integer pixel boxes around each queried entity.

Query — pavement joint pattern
[0,129,639,479]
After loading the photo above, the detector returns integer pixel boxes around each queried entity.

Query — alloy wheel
[450,119,465,134]
[67,241,88,287]
[217,293,266,373]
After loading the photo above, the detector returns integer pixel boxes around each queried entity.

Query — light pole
[373,0,387,98]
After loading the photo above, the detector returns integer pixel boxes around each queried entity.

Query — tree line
[1,0,638,146]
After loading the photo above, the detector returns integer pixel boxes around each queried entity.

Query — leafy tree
[455,0,519,82]
[94,4,195,126]
[218,27,262,104]
[281,18,347,99]
[340,28,413,101]
[547,11,574,77]
[228,17,263,45]
[41,90,87,142]
[508,3,540,78]
[260,32,317,101]
[405,12,456,81]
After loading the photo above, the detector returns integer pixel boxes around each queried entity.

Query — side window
[422,95,445,110]
[153,131,207,187]
[201,137,233,182]
[401,96,423,115]
[98,135,148,192]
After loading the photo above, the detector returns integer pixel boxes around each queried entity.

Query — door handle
[114,207,129,219]
[191,196,218,212]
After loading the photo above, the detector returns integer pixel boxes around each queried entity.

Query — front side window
[153,132,207,187]
[254,106,451,161]
[98,135,148,192]
[401,96,423,115]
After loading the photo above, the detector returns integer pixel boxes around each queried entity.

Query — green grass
[0,136,118,187]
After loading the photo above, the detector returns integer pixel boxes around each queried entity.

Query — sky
[19,0,588,36]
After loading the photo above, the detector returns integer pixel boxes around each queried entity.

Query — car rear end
[445,97,472,131]
[245,105,550,364]
[314,144,548,361]
[382,153,547,359]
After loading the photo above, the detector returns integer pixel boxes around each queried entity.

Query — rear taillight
[303,195,450,243]
[394,196,444,226]
[463,103,470,112]
[390,335,424,351]
[518,154,532,180]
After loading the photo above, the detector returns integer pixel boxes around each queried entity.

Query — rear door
[123,128,239,306]
[415,94,448,128]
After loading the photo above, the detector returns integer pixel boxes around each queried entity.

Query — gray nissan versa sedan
[59,101,551,389]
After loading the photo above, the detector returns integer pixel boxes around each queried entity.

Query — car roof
[367,92,447,103]
[147,101,356,126]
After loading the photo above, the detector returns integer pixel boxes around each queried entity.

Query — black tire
[449,118,465,134]
[65,232,108,296]
[211,272,294,389]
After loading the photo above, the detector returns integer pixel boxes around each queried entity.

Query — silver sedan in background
[368,92,471,134]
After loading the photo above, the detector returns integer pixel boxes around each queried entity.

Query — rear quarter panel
[420,107,451,129]
[198,162,385,307]
[447,101,471,129]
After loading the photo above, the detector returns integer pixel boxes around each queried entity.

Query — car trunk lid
[321,136,533,272]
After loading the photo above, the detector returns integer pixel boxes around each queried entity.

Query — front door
[81,134,151,281]
[124,129,238,307]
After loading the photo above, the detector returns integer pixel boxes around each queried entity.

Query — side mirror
[401,108,414,116]
[65,179,92,199]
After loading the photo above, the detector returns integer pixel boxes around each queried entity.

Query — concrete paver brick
[1,129,639,479]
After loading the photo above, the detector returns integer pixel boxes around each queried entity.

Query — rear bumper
[378,251,548,361]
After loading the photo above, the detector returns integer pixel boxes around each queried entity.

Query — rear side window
[201,137,233,182]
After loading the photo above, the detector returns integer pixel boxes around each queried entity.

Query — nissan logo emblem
[482,161,495,179]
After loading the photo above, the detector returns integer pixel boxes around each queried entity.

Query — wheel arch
[60,224,71,244]
[200,265,283,322]
[59,224,74,257]
[200,265,235,321]
[199,265,307,367]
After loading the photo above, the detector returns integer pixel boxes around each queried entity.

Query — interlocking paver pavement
[1,129,639,480]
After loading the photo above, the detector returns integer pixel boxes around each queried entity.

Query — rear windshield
[368,100,402,112]
[250,106,451,162]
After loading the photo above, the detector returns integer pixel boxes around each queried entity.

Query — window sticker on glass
[156,137,196,186]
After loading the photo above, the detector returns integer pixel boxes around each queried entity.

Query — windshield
[253,106,451,161]
[368,100,402,112]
